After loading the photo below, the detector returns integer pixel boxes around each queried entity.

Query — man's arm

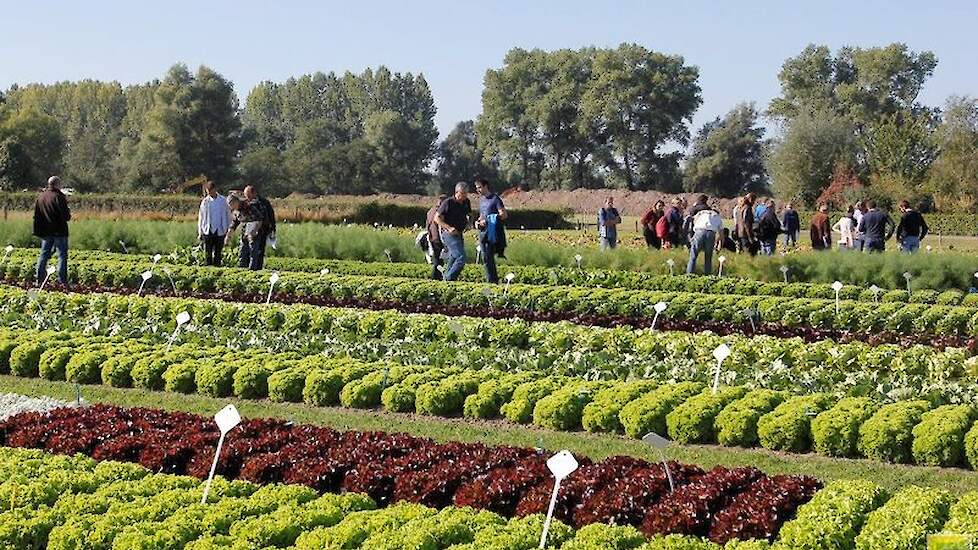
[434,212,457,234]
[885,215,896,241]
[60,195,71,222]
[920,215,929,240]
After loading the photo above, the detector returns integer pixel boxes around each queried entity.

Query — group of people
[808,199,929,253]
[30,176,279,287]
[196,181,277,270]
[422,176,507,283]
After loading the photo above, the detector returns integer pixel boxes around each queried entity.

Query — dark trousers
[738,238,757,256]
[642,227,661,249]
[865,240,885,253]
[430,242,444,280]
[36,236,68,285]
[203,233,224,266]
[238,235,267,270]
[480,232,499,284]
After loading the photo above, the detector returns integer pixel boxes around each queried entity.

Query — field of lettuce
[2,242,978,549]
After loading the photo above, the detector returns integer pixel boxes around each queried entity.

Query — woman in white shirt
[832,207,856,250]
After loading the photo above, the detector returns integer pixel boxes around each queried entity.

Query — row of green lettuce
[7,257,978,341]
[12,248,978,306]
[0,447,685,550]
[3,287,978,402]
[3,438,978,549]
[4,329,978,470]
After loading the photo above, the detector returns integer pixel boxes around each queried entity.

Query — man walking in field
[197,181,231,266]
[809,204,831,251]
[434,182,472,281]
[598,196,622,250]
[33,176,71,286]
[475,177,507,283]
[685,194,722,274]
[226,193,267,270]
[241,185,276,270]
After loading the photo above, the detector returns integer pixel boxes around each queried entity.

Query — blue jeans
[900,236,920,253]
[238,235,267,270]
[37,236,69,285]
[760,239,776,256]
[783,230,798,247]
[864,240,885,253]
[686,229,716,274]
[479,232,498,283]
[440,231,465,281]
[600,237,617,250]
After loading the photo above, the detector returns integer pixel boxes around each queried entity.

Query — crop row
[0,403,824,546]
[4,329,978,470]
[6,257,978,340]
[14,248,977,306]
[3,288,976,402]
[1,447,705,550]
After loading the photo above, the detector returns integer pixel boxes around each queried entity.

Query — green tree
[433,120,500,194]
[864,110,937,203]
[0,107,64,186]
[683,103,768,197]
[767,110,858,206]
[0,136,32,190]
[928,97,978,212]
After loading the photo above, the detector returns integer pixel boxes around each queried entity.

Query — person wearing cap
[33,176,71,285]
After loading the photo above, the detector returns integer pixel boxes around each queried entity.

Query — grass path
[3,374,978,496]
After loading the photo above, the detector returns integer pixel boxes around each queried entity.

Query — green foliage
[618,382,705,439]
[775,479,888,550]
[714,389,786,447]
[581,380,657,434]
[666,387,748,444]
[811,397,880,457]
[267,367,309,403]
[501,378,558,424]
[683,103,768,197]
[532,381,606,431]
[854,486,952,550]
[911,405,976,467]
[857,400,931,463]
[757,394,833,453]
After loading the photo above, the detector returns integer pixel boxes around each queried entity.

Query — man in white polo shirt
[197,181,231,266]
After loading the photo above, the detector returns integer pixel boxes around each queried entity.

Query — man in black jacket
[33,176,71,285]
[856,200,896,253]
[242,185,276,270]
[896,200,929,253]
[756,199,782,255]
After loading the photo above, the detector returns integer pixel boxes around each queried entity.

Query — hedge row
[0,192,573,229]
[4,328,978,470]
[19,248,978,306]
[8,256,978,341]
[3,286,977,402]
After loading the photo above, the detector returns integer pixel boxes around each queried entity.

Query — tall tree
[767,110,858,206]
[434,120,500,193]
[928,96,978,211]
[0,107,64,187]
[683,103,767,197]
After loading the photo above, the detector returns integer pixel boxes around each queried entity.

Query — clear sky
[2,0,975,139]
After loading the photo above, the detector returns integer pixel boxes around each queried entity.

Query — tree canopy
[683,103,767,197]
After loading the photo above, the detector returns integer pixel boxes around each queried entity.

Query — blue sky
[2,0,975,139]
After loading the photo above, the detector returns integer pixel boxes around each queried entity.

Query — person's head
[866,200,877,210]
[722,227,730,237]
[605,196,614,208]
[243,185,256,200]
[898,200,911,212]
[203,181,217,197]
[671,197,683,208]
[786,202,793,210]
[746,192,757,204]
[474,176,491,197]
[696,194,708,206]
[767,198,776,208]
[818,204,828,213]
[654,199,665,211]
[453,182,469,201]
[846,206,854,216]
[228,195,241,211]
[46,176,61,190]
[856,200,867,212]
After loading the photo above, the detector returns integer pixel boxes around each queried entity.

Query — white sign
[269,272,280,285]
[4,245,12,253]
[712,343,731,394]
[320,268,330,276]
[903,272,913,294]
[214,404,241,434]
[176,311,191,326]
[539,450,579,549]
[831,281,843,292]
[153,254,162,264]
[505,272,516,283]
[666,258,675,275]
[201,404,242,504]
[574,254,583,269]
[266,273,280,304]
[137,270,153,297]
[831,281,843,315]
[651,301,668,331]
[643,432,676,492]
[780,265,789,283]
[46,265,57,275]
[141,270,153,281]
[717,256,726,277]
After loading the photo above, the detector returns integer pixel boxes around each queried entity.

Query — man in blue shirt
[474,176,507,283]
[598,196,622,249]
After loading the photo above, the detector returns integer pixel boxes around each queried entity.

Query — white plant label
[642,432,676,492]
[780,265,789,283]
[869,284,881,303]
[384,249,392,262]
[712,343,731,394]
[574,254,582,269]
[119,240,128,253]
[201,404,242,504]
[266,272,280,304]
[320,268,330,276]
[717,256,726,277]
[3,245,12,253]
[141,271,153,281]
[46,265,56,275]
[176,311,191,326]
[832,281,843,315]
[153,254,162,264]
[39,266,57,291]
[540,450,579,549]
[137,270,153,296]
[903,272,912,294]
[504,272,516,298]
[666,258,675,275]
[651,301,668,331]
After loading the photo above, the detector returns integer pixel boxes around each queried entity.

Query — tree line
[0,42,975,212]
